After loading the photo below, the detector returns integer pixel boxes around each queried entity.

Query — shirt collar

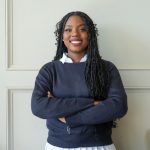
[59,53,87,64]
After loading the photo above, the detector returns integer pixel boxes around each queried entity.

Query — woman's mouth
[70,39,82,46]
[71,41,82,44]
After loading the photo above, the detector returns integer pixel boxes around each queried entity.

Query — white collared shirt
[59,53,87,63]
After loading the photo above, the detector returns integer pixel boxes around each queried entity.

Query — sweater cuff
[66,99,94,128]
[66,112,82,127]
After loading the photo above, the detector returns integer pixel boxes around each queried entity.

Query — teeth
[71,41,81,44]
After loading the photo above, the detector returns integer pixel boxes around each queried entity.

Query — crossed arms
[31,63,127,127]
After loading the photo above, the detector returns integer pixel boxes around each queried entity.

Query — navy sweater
[31,60,127,148]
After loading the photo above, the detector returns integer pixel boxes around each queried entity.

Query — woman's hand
[47,91,54,98]
[58,117,66,123]
[94,100,101,106]
[47,91,66,123]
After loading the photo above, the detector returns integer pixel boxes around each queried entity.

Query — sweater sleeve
[31,63,94,119]
[66,62,128,127]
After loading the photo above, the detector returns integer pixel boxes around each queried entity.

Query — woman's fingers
[58,117,66,123]
[94,101,101,106]
[47,91,53,98]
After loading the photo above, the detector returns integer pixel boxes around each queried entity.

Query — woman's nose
[71,29,79,36]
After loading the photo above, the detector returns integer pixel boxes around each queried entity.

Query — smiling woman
[31,11,127,150]
[63,16,88,62]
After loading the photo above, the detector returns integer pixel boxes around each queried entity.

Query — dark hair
[54,11,110,100]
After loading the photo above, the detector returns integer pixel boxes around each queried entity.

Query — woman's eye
[80,28,87,32]
[64,29,72,32]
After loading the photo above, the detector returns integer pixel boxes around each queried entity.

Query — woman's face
[63,15,88,54]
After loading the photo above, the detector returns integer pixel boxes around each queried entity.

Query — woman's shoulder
[39,60,61,72]
[41,60,60,68]
[102,59,119,72]
[102,59,116,67]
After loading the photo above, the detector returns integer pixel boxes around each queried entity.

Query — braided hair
[54,11,110,100]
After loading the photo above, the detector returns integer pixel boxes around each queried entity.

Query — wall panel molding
[7,88,32,150]
[112,87,150,150]
[5,0,13,70]
[125,86,150,90]
[5,0,150,71]
[5,0,38,71]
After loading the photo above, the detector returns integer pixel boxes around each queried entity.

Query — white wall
[0,0,150,149]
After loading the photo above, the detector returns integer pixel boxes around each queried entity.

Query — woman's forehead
[65,15,86,26]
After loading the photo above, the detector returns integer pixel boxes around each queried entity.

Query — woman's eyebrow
[65,24,86,28]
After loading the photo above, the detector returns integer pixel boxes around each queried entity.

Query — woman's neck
[67,51,86,63]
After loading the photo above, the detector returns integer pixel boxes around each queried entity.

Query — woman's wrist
[94,100,101,106]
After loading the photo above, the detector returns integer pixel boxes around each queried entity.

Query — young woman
[31,11,128,150]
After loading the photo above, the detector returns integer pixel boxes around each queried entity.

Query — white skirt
[45,142,116,150]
